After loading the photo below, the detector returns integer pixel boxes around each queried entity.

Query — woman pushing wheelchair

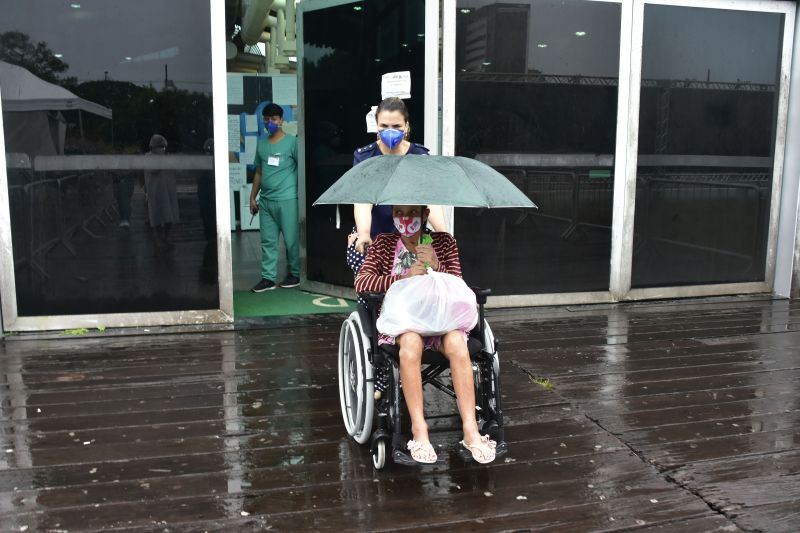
[355,205,496,464]
[314,153,536,468]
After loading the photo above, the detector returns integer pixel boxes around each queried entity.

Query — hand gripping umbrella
[313,154,537,209]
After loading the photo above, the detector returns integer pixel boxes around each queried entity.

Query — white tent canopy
[0,60,112,119]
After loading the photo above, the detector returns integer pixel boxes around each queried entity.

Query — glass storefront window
[631,5,784,288]
[454,0,621,295]
[1,0,219,316]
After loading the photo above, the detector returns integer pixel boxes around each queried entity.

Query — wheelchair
[337,288,507,468]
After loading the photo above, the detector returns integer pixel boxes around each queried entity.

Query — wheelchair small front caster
[372,439,386,469]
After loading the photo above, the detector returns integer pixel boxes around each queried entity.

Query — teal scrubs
[254,133,300,281]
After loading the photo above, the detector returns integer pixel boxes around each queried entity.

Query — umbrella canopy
[313,154,537,209]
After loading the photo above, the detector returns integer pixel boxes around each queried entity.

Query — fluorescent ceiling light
[575,31,587,37]
[54,53,64,58]
[537,44,548,48]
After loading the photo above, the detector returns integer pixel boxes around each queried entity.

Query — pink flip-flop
[460,434,497,464]
[407,440,438,464]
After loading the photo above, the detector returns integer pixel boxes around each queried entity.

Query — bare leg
[440,331,483,444]
[397,332,428,443]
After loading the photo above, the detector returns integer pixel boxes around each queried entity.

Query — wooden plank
[3,458,710,532]
[728,501,800,533]
[637,428,800,469]
[4,297,800,531]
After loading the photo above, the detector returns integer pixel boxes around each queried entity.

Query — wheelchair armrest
[470,286,492,305]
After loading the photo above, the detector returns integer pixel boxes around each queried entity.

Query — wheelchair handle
[470,286,492,305]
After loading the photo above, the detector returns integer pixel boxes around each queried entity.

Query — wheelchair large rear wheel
[337,312,374,444]
[474,320,502,439]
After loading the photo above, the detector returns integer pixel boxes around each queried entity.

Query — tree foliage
[72,81,213,154]
[0,31,69,83]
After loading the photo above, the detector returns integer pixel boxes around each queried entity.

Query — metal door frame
[0,0,234,331]
[297,0,441,298]
[442,0,796,308]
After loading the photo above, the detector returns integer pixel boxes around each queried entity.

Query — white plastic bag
[376,269,478,337]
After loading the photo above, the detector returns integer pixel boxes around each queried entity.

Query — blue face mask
[266,121,280,135]
[379,128,404,149]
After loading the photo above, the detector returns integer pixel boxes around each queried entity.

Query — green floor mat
[234,288,357,317]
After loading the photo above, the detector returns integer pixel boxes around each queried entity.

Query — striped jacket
[354,232,463,294]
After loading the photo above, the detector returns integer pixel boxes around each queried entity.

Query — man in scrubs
[249,103,300,291]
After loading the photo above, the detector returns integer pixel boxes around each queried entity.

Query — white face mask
[393,215,422,237]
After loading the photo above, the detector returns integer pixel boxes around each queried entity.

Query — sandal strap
[462,437,497,462]
[407,440,437,462]
[480,434,497,449]
[407,439,431,452]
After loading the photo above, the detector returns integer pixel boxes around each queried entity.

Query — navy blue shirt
[352,142,430,239]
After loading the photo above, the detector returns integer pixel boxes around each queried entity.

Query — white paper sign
[226,74,244,105]
[381,71,411,99]
[228,115,241,152]
[272,75,298,105]
[242,136,257,165]
[245,114,258,132]
[366,105,378,133]
[229,162,246,187]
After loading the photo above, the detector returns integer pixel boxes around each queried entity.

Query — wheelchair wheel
[475,320,502,437]
[337,312,375,444]
[372,439,386,469]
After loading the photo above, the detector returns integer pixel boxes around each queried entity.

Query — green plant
[529,375,553,391]
[62,328,89,336]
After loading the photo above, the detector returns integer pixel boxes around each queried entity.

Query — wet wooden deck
[1,296,798,532]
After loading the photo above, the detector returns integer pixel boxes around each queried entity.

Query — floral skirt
[378,330,469,352]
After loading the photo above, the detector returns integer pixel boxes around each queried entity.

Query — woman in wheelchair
[355,205,497,464]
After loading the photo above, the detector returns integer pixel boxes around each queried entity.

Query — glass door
[444,0,796,306]
[447,0,623,299]
[297,0,439,296]
[627,0,793,297]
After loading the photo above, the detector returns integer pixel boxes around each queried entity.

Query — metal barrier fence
[5,154,213,282]
[493,166,771,272]
[493,167,615,240]
[635,172,771,276]
[8,167,117,280]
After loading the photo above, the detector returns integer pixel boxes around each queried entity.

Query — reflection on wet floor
[0,296,799,531]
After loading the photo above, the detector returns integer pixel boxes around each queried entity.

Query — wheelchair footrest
[392,447,447,466]
[456,440,508,463]
[391,441,509,465]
